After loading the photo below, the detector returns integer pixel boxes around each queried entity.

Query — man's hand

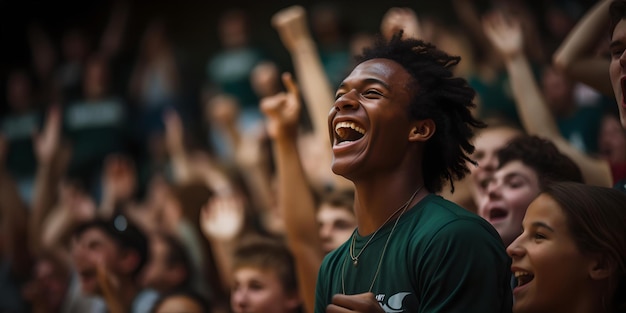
[260,73,300,140]
[482,10,524,60]
[381,7,422,40]
[326,292,385,313]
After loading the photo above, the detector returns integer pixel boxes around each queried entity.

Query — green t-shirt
[315,194,512,313]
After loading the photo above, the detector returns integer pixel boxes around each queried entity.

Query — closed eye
[533,232,547,241]
[362,89,383,98]
[612,49,624,60]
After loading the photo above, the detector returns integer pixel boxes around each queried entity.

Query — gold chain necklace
[342,185,423,294]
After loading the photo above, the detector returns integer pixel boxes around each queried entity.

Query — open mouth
[335,121,365,145]
[514,271,534,287]
[489,208,508,221]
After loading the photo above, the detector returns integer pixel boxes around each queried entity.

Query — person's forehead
[80,227,116,244]
[347,58,410,81]
[496,160,536,179]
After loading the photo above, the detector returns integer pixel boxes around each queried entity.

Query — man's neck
[353,175,426,235]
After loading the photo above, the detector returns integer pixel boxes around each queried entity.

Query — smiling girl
[508,182,626,313]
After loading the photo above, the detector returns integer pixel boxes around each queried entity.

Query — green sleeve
[417,218,512,313]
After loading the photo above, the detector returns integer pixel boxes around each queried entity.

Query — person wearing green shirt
[316,33,512,313]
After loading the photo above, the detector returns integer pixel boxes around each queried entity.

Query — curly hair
[355,32,485,193]
[497,135,583,188]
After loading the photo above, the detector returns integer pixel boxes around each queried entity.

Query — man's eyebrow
[336,78,390,90]
[362,78,390,89]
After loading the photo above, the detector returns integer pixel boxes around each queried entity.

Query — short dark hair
[356,32,485,193]
[497,135,583,188]
[319,188,355,213]
[610,0,626,38]
[542,182,626,312]
[232,236,298,293]
[73,215,148,279]
[150,289,212,313]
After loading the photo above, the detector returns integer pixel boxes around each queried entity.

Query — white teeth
[514,271,531,278]
[335,121,365,135]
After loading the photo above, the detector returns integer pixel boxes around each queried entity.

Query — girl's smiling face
[506,194,595,313]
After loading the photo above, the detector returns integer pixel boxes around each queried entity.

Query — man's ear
[588,254,613,280]
[409,119,435,142]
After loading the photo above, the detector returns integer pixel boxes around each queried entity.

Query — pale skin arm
[483,11,613,187]
[380,7,422,40]
[552,0,613,96]
[272,6,352,191]
[199,193,246,291]
[232,122,276,219]
[164,109,194,183]
[29,105,66,254]
[261,73,324,313]
[99,154,137,219]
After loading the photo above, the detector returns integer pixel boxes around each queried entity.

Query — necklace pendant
[353,259,358,267]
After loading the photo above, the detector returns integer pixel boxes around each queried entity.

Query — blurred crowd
[1,0,625,312]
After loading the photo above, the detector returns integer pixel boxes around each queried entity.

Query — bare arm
[261,73,323,313]
[272,6,351,191]
[29,105,65,254]
[164,109,194,183]
[553,0,613,96]
[199,193,247,291]
[483,11,613,187]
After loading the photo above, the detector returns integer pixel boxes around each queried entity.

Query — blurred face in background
[317,204,356,254]
[598,114,626,164]
[470,127,522,204]
[478,160,541,246]
[231,267,300,313]
[71,228,122,294]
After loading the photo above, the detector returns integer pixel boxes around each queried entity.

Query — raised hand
[482,10,523,60]
[33,105,61,166]
[59,182,97,223]
[200,193,246,241]
[326,293,386,313]
[271,5,311,52]
[381,7,422,40]
[163,109,185,154]
[260,73,300,140]
[101,154,136,203]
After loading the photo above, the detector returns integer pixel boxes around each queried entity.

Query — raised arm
[261,73,324,313]
[272,6,351,191]
[199,193,247,292]
[552,0,613,96]
[29,105,65,254]
[483,11,613,187]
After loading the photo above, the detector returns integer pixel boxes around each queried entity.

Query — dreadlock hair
[355,32,485,193]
